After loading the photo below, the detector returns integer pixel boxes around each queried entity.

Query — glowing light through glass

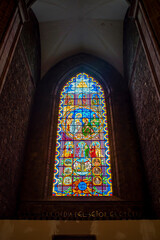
[52,73,112,196]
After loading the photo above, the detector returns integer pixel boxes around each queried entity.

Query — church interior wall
[124,14,160,217]
[0,10,40,218]
[0,220,160,240]
[18,54,147,219]
[0,0,16,41]
[0,0,160,225]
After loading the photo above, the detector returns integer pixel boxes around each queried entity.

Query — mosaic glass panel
[52,73,112,196]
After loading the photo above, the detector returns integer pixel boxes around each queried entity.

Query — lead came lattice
[52,73,112,196]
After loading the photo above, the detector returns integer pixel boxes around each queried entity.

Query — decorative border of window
[52,73,112,196]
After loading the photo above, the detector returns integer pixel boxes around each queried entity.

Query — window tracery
[52,73,112,196]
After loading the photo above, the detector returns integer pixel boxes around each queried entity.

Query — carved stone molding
[18,200,146,220]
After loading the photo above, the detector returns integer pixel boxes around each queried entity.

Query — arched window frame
[20,54,144,220]
[46,66,119,200]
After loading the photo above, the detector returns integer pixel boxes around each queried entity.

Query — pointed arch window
[52,73,112,196]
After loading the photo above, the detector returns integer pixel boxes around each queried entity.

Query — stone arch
[19,53,145,219]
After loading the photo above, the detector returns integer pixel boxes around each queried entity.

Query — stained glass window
[52,73,112,196]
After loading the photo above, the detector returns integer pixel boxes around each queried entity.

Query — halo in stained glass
[52,73,112,196]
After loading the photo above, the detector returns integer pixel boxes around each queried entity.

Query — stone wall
[0,10,40,218]
[124,15,160,217]
[1,220,160,240]
[19,54,146,220]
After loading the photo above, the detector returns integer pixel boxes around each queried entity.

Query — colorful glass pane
[52,73,112,196]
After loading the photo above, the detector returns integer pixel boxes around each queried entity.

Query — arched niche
[19,53,146,220]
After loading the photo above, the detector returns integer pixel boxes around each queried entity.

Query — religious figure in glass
[52,73,112,196]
